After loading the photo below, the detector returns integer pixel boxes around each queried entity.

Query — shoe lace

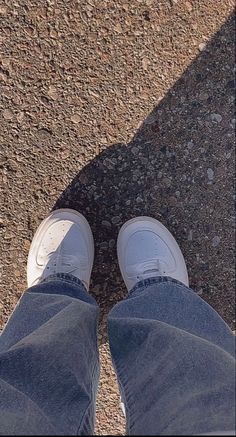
[128,258,168,281]
[45,252,87,275]
[36,245,88,288]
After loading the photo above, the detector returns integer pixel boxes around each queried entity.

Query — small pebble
[71,114,80,124]
[2,109,14,120]
[198,92,209,101]
[7,159,18,171]
[23,239,31,250]
[78,173,88,184]
[212,236,221,247]
[102,220,111,228]
[163,177,171,188]
[100,242,108,250]
[185,1,193,12]
[131,146,139,155]
[188,230,193,241]
[211,113,222,123]
[16,111,24,123]
[48,85,58,101]
[0,72,7,82]
[198,42,206,51]
[111,216,120,225]
[0,5,7,14]
[187,141,195,149]
[207,168,214,181]
[109,239,115,249]
[168,196,176,206]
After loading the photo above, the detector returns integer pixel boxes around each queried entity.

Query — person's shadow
[54,13,235,338]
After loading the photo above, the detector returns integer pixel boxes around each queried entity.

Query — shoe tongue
[38,252,87,270]
[53,254,89,290]
[127,259,168,279]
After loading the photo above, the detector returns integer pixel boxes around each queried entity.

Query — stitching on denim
[43,273,81,283]
[134,275,185,289]
[48,278,84,288]
[130,276,185,292]
[128,276,191,299]
[42,274,87,291]
[112,358,137,431]
[76,361,99,435]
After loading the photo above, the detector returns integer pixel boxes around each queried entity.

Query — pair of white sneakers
[27,209,189,290]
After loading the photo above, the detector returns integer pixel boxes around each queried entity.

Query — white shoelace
[127,258,168,281]
[35,249,88,288]
[45,253,86,275]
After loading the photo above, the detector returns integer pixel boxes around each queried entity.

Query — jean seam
[108,282,193,316]
[130,276,172,291]
[0,379,58,434]
[129,275,188,293]
[76,361,99,435]
[128,277,191,300]
[94,319,100,369]
[42,274,87,291]
[112,358,137,432]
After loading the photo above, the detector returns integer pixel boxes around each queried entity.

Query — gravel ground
[0,1,235,434]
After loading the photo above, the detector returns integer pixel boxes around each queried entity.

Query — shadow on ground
[54,13,235,335]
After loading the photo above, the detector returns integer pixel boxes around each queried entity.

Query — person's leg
[108,217,235,436]
[0,209,99,436]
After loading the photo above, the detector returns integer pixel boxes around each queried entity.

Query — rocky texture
[0,1,235,434]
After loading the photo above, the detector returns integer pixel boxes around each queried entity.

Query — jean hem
[41,273,87,292]
[128,275,188,298]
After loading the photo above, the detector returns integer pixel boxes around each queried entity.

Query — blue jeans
[0,274,235,435]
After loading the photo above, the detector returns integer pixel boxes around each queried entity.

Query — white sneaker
[27,209,94,289]
[117,216,189,291]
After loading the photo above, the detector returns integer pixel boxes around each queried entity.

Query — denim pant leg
[108,277,235,436]
[0,274,100,436]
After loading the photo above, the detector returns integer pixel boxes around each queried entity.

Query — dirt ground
[0,0,235,434]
